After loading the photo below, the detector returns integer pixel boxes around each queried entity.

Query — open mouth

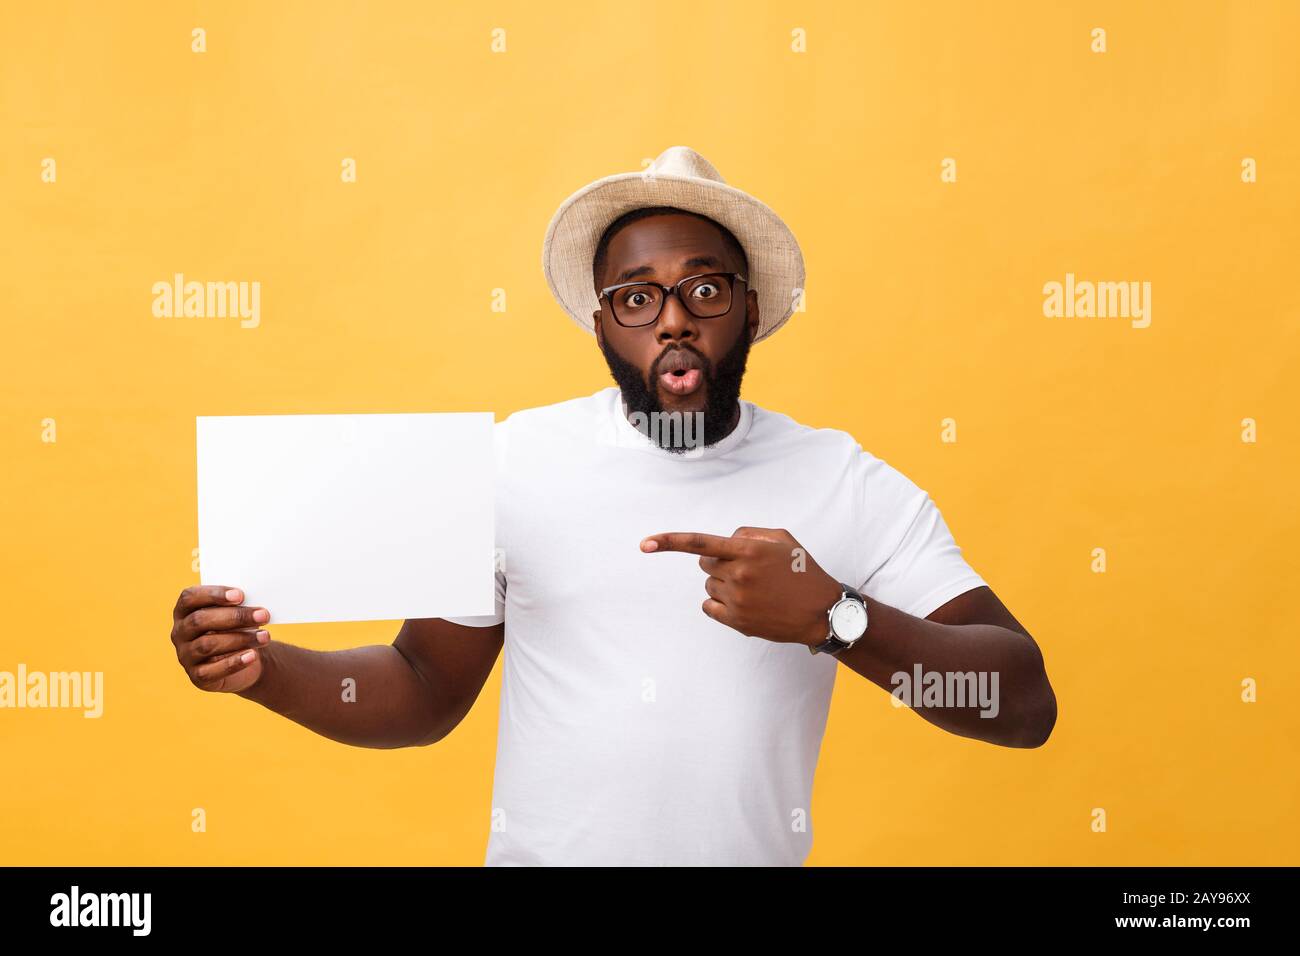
[656,350,705,396]
[660,367,702,395]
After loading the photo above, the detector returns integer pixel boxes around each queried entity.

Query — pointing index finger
[641,532,742,558]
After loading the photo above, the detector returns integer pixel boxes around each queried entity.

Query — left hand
[640,527,843,647]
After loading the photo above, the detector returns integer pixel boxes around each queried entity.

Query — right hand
[171,585,272,694]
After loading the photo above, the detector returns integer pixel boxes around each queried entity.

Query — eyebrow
[613,255,727,285]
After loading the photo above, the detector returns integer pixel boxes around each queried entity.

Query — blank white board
[196,412,496,624]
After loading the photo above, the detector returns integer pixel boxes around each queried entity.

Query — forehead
[603,214,733,276]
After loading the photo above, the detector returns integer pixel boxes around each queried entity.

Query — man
[170,146,1056,866]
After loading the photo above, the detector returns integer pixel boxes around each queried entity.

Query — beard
[599,325,752,453]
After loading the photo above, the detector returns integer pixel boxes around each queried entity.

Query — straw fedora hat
[541,146,805,344]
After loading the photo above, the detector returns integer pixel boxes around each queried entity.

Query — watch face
[830,599,868,642]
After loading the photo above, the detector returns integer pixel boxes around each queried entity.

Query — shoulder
[498,387,609,429]
[748,401,927,500]
[488,388,613,464]
[746,401,869,464]
[500,391,602,424]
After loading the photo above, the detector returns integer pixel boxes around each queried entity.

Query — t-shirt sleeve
[440,417,509,628]
[854,448,987,620]
[441,567,506,628]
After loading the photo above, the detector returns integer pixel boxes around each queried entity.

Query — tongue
[660,368,702,394]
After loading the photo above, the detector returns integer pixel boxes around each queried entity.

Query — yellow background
[2,0,1297,865]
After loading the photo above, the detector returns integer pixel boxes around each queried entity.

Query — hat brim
[542,172,805,344]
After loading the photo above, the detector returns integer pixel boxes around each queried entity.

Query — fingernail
[253,608,270,623]
[240,651,256,663]
[256,630,269,644]
[225,589,242,602]
[641,539,657,552]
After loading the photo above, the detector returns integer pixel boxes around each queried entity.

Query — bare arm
[171,585,503,750]
[641,529,1056,749]
[836,586,1057,748]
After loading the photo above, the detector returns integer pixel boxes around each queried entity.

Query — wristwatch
[808,583,869,656]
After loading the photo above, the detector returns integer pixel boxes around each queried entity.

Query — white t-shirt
[444,386,987,865]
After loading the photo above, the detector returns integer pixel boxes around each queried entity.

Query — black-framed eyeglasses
[599,272,747,328]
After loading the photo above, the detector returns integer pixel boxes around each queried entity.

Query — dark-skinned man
[170,146,1056,866]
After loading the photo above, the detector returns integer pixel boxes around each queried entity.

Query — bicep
[925,584,1031,639]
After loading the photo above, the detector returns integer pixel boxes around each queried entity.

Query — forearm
[836,597,1056,748]
[236,640,446,749]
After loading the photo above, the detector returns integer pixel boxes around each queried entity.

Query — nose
[654,290,698,345]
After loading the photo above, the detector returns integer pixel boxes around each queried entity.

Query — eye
[690,282,720,299]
